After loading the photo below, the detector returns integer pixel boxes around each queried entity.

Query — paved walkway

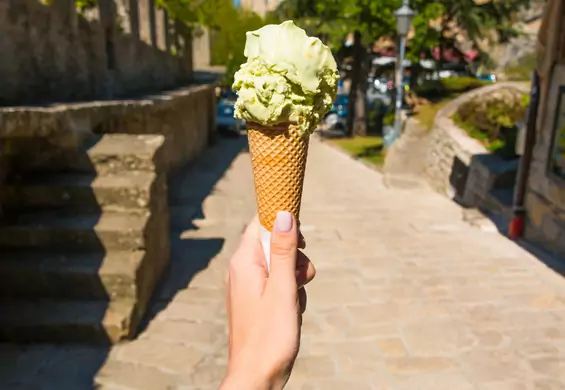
[3,136,565,389]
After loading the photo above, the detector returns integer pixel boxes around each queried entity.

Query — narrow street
[3,135,565,389]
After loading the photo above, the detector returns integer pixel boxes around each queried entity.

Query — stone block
[384,357,459,374]
[0,0,192,106]
[525,191,554,229]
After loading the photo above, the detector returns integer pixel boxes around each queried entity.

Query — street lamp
[390,0,416,147]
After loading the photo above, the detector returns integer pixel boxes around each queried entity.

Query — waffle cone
[247,122,309,231]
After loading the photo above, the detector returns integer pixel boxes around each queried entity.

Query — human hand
[220,212,316,390]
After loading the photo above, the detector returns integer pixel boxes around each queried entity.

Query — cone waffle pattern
[247,122,309,231]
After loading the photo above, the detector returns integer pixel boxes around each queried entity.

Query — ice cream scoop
[233,21,340,269]
[233,20,339,135]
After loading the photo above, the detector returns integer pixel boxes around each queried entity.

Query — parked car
[216,89,245,135]
[476,73,497,83]
[323,93,349,133]
[372,77,392,94]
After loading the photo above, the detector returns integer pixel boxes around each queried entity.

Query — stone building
[521,0,565,257]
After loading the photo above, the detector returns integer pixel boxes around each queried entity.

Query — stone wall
[425,82,529,201]
[524,65,565,257]
[0,0,193,106]
[1,84,216,173]
[0,84,216,217]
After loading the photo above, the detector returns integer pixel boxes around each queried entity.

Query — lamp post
[391,0,415,146]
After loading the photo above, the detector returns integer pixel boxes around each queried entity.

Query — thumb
[268,211,298,289]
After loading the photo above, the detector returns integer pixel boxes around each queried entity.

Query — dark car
[332,93,349,119]
[323,93,349,133]
[216,89,245,134]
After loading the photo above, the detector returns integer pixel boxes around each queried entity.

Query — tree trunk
[346,30,366,137]
[354,44,368,137]
[437,37,444,71]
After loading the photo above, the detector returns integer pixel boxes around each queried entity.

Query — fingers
[269,211,298,289]
[231,215,266,270]
[296,251,316,289]
[228,215,267,301]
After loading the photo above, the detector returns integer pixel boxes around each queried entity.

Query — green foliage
[273,0,399,49]
[159,0,268,87]
[453,88,528,157]
[331,136,385,168]
[406,2,444,62]
[75,0,97,11]
[413,96,457,130]
[211,6,265,86]
[414,77,489,99]
[157,0,237,28]
[441,77,490,93]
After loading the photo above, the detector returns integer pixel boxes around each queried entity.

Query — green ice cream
[232,20,340,135]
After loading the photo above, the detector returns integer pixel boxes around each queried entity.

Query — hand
[220,212,316,390]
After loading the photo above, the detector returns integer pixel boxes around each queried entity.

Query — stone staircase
[0,134,170,344]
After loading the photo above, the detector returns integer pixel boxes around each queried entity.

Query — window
[549,86,565,178]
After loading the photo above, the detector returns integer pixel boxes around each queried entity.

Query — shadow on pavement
[138,134,248,331]
[517,239,565,277]
[451,153,565,277]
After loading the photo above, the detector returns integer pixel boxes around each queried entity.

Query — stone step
[2,171,164,213]
[0,211,153,251]
[31,134,166,175]
[0,250,147,300]
[0,299,138,344]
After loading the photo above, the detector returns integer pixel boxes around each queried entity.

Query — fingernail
[275,211,293,232]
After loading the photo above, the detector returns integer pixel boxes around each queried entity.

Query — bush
[453,87,529,157]
[441,77,490,93]
[415,77,489,99]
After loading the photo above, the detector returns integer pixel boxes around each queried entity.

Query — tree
[423,0,532,68]
[275,0,400,137]
[159,0,267,86]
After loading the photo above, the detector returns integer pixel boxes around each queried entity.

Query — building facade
[522,0,565,257]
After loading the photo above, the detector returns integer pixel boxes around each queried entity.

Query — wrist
[220,367,273,390]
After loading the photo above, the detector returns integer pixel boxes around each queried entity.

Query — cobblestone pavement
[3,136,565,389]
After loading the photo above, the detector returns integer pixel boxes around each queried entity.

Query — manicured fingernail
[275,211,293,232]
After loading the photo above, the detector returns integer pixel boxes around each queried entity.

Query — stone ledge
[0,84,215,165]
[424,82,529,199]
[0,84,216,220]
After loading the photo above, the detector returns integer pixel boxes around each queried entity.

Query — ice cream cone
[247,122,309,232]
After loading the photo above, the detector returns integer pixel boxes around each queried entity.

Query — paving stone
[111,339,205,375]
[290,356,337,380]
[5,137,565,389]
[402,319,477,356]
[96,360,189,390]
[391,372,477,390]
[460,348,535,382]
[384,356,460,374]
[142,320,227,349]
[375,338,408,357]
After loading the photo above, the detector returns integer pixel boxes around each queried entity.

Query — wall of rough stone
[0,84,216,218]
[425,83,529,202]
[0,0,192,106]
[524,65,565,257]
[1,84,216,172]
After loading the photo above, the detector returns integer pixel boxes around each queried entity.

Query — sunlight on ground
[331,136,384,168]
[413,96,457,130]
